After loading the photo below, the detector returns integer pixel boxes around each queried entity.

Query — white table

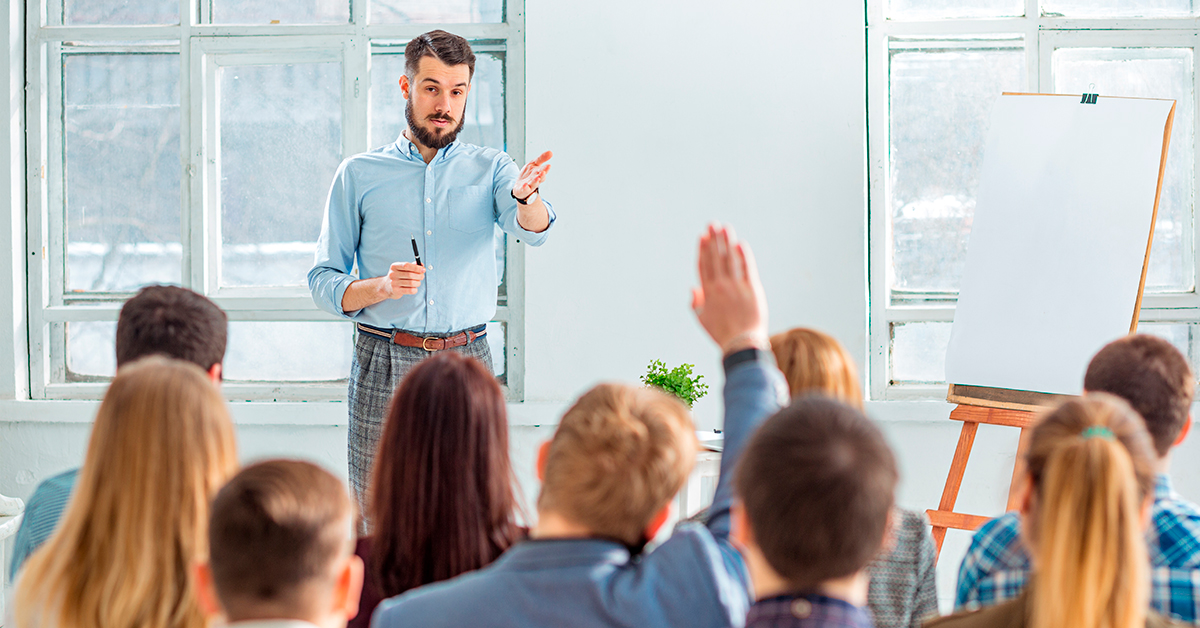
[0,506,24,627]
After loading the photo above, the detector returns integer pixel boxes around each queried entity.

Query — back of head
[1025,394,1158,628]
[538,383,697,547]
[209,460,355,621]
[735,396,896,590]
[370,352,518,596]
[116,285,228,371]
[1083,334,1194,456]
[405,29,476,78]
[15,356,238,628]
[770,328,863,409]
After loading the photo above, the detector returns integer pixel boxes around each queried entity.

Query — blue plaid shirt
[955,474,1200,623]
[8,468,78,579]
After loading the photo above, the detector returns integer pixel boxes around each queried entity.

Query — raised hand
[691,223,769,355]
[513,150,553,200]
[381,262,426,299]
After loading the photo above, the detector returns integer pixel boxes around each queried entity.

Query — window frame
[25,0,528,401]
[867,0,1200,400]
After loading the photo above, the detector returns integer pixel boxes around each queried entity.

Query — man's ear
[1174,414,1192,448]
[399,74,411,101]
[193,562,224,619]
[334,554,365,621]
[644,502,672,542]
[1015,472,1035,516]
[536,440,551,482]
[207,363,222,385]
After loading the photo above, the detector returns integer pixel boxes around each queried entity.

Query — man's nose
[436,92,452,112]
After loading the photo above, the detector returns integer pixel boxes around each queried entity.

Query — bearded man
[308,30,555,520]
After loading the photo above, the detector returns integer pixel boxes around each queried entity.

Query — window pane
[64,53,182,293]
[890,46,1026,293]
[62,0,177,25]
[211,0,349,24]
[224,322,352,381]
[1053,48,1196,293]
[370,0,502,24]
[1041,0,1191,18]
[891,322,952,384]
[887,0,1022,19]
[369,50,505,150]
[65,321,117,380]
[486,320,506,384]
[219,63,342,288]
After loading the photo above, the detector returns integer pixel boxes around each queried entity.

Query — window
[868,0,1200,399]
[26,0,527,400]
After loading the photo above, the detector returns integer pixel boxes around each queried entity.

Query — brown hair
[1025,394,1157,628]
[14,357,238,628]
[405,30,476,79]
[370,352,520,598]
[116,285,228,371]
[209,460,354,618]
[735,396,897,590]
[537,383,697,546]
[770,327,863,409]
[1084,334,1194,456]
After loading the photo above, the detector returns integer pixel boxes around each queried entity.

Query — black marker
[410,236,423,267]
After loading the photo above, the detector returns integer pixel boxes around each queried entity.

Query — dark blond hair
[770,328,863,409]
[537,383,697,546]
[15,357,238,628]
[1026,393,1157,628]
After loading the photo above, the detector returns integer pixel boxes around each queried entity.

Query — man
[307,30,556,516]
[372,224,788,628]
[195,459,365,628]
[8,284,227,578]
[734,396,899,628]
[956,334,1200,622]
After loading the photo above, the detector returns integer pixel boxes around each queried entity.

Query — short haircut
[770,327,863,409]
[1083,334,1194,456]
[116,285,228,371]
[208,460,355,617]
[736,396,898,590]
[537,383,697,546]
[405,30,476,79]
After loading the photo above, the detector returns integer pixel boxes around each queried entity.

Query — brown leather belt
[356,323,486,352]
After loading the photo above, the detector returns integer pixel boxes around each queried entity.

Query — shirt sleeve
[308,159,363,318]
[492,155,554,246]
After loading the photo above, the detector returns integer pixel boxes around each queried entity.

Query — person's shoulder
[372,565,499,628]
[338,144,404,174]
[967,512,1023,551]
[27,468,79,509]
[924,598,1023,628]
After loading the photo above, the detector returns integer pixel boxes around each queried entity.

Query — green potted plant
[641,359,709,408]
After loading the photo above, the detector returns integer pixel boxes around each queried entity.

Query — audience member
[771,328,937,628]
[933,394,1186,628]
[9,285,228,578]
[734,396,898,628]
[370,224,789,627]
[195,460,363,628]
[956,335,1200,622]
[350,352,521,628]
[12,357,238,628]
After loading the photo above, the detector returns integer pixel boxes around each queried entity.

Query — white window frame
[867,0,1200,400]
[25,0,528,401]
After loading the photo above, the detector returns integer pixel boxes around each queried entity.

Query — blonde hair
[537,383,697,545]
[14,356,239,628]
[1026,393,1157,628]
[770,328,863,409]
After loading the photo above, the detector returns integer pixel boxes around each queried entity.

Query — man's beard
[406,98,466,150]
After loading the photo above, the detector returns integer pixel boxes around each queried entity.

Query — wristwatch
[512,188,539,205]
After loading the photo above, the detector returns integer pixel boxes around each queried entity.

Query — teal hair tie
[1081,426,1115,440]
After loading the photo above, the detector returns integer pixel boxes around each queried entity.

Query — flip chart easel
[927,91,1176,555]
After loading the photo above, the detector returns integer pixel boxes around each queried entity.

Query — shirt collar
[1156,473,1175,501]
[491,537,631,572]
[394,132,458,162]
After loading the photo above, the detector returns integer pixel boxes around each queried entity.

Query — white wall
[7,0,1200,616]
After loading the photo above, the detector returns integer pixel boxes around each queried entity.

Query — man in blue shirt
[8,285,227,579]
[955,334,1200,623]
[307,30,555,516]
[372,224,789,628]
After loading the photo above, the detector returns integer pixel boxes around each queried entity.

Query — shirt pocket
[448,186,494,234]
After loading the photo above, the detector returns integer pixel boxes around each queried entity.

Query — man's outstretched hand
[691,223,769,356]
[513,150,553,200]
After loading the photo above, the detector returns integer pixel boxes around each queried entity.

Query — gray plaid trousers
[347,328,493,530]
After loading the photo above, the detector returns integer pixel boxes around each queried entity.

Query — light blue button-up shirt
[308,136,554,333]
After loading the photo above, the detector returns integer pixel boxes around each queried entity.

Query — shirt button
[426,198,431,203]
[791,599,812,619]
[427,230,432,235]
[429,299,434,305]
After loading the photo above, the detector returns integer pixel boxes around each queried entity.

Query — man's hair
[1084,334,1194,456]
[405,30,476,79]
[735,396,897,590]
[537,383,697,546]
[115,285,227,371]
[208,460,354,618]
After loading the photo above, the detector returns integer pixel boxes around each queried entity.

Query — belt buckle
[422,336,438,351]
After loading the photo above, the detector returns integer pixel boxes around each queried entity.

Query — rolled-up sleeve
[492,156,555,246]
[308,160,362,318]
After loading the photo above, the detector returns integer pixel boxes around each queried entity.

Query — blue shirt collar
[394,132,459,162]
[492,538,631,571]
[1156,473,1174,501]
